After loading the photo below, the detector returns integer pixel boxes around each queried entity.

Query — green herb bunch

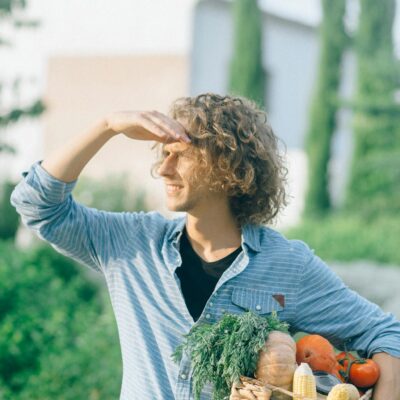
[172,311,289,400]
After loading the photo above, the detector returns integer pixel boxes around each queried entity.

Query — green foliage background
[286,213,400,265]
[304,0,347,216]
[292,0,400,266]
[0,181,19,240]
[345,0,400,217]
[0,241,122,400]
[229,0,265,106]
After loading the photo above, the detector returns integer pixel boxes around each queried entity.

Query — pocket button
[255,304,261,311]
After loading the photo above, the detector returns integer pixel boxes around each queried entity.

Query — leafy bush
[284,213,400,265]
[0,181,19,240]
[73,173,147,213]
[0,241,121,399]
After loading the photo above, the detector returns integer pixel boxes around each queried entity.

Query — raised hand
[105,110,191,143]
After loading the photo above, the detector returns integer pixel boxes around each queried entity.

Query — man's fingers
[139,116,171,142]
[151,111,191,143]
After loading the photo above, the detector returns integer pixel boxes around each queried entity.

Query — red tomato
[349,359,380,388]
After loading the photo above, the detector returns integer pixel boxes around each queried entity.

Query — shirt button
[180,373,187,380]
[205,313,211,319]
[209,302,214,307]
[255,305,261,311]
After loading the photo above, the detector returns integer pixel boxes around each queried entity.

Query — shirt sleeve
[292,248,400,358]
[10,160,141,275]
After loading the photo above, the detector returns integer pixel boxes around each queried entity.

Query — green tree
[0,241,122,399]
[229,0,265,106]
[345,0,400,217]
[304,0,347,216]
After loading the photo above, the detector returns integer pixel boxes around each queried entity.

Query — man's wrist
[96,118,118,139]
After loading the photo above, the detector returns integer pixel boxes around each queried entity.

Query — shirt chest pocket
[228,287,284,315]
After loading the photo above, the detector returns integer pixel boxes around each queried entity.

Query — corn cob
[293,363,317,400]
[327,383,360,400]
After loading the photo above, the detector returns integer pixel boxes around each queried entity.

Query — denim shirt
[10,161,400,400]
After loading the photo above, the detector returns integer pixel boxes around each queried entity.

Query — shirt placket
[175,351,193,399]
[171,228,252,399]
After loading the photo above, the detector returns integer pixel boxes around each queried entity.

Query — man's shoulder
[125,210,185,239]
[258,225,313,262]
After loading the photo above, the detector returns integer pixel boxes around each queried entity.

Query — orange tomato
[296,335,341,379]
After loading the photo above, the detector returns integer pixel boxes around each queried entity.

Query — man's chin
[166,199,191,213]
[167,205,187,213]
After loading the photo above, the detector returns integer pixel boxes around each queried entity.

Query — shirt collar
[167,215,261,252]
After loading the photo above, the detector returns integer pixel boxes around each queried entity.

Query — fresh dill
[172,311,289,400]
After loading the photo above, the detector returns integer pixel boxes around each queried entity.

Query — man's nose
[158,157,176,176]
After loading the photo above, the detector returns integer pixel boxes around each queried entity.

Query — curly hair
[153,93,288,226]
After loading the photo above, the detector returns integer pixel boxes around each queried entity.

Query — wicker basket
[229,376,373,400]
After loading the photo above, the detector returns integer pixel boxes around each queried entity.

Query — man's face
[157,142,209,212]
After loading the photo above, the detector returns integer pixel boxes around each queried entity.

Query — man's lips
[166,183,184,194]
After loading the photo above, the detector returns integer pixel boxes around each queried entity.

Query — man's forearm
[372,352,400,400]
[41,118,117,183]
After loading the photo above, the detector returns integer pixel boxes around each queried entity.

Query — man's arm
[40,119,116,182]
[11,111,189,272]
[290,245,400,399]
[372,353,400,400]
[41,111,190,182]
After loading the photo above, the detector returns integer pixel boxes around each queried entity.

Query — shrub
[0,181,19,240]
[0,241,121,399]
[284,213,400,265]
[73,173,147,213]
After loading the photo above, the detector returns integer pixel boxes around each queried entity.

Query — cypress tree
[304,0,347,216]
[229,0,265,106]
[345,0,399,217]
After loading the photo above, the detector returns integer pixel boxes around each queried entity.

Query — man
[11,93,400,399]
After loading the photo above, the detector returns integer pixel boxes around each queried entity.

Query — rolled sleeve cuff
[22,160,78,204]
[363,340,400,359]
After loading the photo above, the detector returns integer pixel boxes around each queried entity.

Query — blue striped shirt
[10,161,400,400]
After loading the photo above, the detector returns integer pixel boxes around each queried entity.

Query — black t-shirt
[176,228,242,321]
